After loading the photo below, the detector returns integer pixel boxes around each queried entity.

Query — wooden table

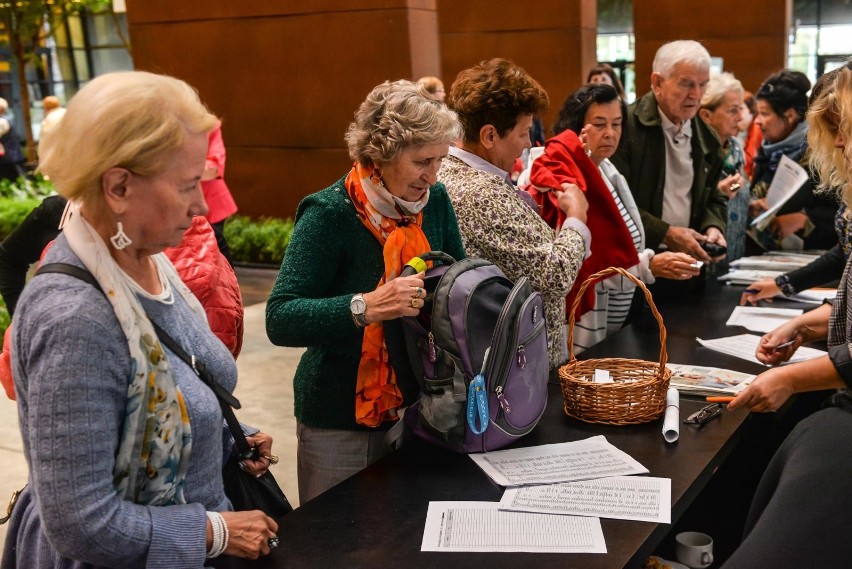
[215,281,824,568]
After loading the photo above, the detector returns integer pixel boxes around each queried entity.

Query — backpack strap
[34,262,255,459]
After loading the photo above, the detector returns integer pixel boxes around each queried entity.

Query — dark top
[265,177,466,431]
[751,141,840,251]
[0,194,65,315]
[722,404,852,568]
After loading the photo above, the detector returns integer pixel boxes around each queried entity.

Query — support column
[437,0,597,133]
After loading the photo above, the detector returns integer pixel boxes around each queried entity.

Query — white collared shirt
[446,145,591,258]
[448,146,511,184]
[659,108,694,229]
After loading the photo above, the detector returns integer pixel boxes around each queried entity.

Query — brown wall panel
[127,1,441,218]
[131,11,426,149]
[127,0,436,24]
[632,0,790,95]
[226,147,351,219]
[439,0,596,136]
[442,30,596,134]
[437,0,593,32]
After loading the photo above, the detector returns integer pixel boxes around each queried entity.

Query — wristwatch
[350,293,367,327]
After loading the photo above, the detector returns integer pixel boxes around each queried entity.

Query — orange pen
[706,396,735,403]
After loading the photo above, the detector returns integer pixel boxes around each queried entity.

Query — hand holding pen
[740,279,782,305]
[755,333,799,366]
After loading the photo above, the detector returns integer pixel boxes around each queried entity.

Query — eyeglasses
[684,403,723,426]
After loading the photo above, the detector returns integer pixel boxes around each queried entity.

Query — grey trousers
[296,422,391,504]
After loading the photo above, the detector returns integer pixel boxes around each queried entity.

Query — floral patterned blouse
[439,154,587,368]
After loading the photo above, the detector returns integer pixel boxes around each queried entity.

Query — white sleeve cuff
[561,218,592,259]
[637,248,656,284]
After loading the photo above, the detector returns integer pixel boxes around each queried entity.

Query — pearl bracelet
[206,511,228,558]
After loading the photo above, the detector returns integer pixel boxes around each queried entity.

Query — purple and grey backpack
[386,252,549,453]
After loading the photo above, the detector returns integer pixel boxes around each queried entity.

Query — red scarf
[528,129,639,318]
[345,163,432,427]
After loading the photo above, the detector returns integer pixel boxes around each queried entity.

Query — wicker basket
[559,267,671,425]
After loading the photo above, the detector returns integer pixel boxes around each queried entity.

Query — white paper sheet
[468,436,648,487]
[499,476,672,523]
[726,306,803,333]
[662,388,679,443]
[788,288,837,304]
[750,155,810,230]
[421,501,606,553]
[696,333,826,365]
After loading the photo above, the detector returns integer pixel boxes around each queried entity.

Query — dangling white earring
[110,221,132,250]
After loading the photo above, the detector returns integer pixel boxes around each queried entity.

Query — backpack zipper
[492,314,545,429]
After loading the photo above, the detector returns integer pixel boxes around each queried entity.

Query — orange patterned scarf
[346,163,432,427]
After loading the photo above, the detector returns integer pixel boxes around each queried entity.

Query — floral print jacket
[439,154,587,368]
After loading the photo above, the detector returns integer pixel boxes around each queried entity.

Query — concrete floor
[0,266,301,553]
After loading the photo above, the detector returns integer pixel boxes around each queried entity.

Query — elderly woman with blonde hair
[699,72,749,261]
[2,71,278,568]
[266,80,465,503]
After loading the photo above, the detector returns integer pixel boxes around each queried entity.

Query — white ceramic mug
[675,531,714,568]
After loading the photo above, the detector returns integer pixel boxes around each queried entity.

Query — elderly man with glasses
[611,40,727,279]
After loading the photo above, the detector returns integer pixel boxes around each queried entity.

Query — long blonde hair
[807,67,852,206]
[39,71,217,212]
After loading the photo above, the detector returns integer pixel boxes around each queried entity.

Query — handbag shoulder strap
[35,262,255,459]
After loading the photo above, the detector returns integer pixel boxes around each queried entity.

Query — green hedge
[0,198,43,242]
[224,215,293,266]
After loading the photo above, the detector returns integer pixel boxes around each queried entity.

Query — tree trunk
[11,22,35,166]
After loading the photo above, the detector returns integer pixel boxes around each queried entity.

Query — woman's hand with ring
[362,271,426,322]
[220,510,279,559]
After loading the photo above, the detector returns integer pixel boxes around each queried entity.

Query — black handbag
[148,318,294,519]
[35,263,294,519]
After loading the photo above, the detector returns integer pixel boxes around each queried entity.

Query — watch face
[351,296,366,315]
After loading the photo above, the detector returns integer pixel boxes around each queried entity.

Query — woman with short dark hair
[439,58,590,372]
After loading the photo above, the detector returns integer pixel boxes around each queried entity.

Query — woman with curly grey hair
[265,80,465,503]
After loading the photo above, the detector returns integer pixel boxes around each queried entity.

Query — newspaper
[667,363,755,397]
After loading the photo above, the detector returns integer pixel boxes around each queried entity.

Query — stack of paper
[729,254,815,273]
[421,436,671,554]
[717,269,785,285]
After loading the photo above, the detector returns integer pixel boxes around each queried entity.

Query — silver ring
[415,287,423,297]
[268,536,280,549]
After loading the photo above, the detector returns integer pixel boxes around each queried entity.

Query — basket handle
[566,266,667,373]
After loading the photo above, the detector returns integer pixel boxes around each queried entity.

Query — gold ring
[411,297,419,308]
[262,454,279,465]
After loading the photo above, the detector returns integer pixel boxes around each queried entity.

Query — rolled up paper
[662,387,679,443]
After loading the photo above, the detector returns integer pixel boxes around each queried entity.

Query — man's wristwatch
[350,293,367,327]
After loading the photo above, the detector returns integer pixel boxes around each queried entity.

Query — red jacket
[202,121,238,224]
[527,129,638,318]
[165,216,244,358]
